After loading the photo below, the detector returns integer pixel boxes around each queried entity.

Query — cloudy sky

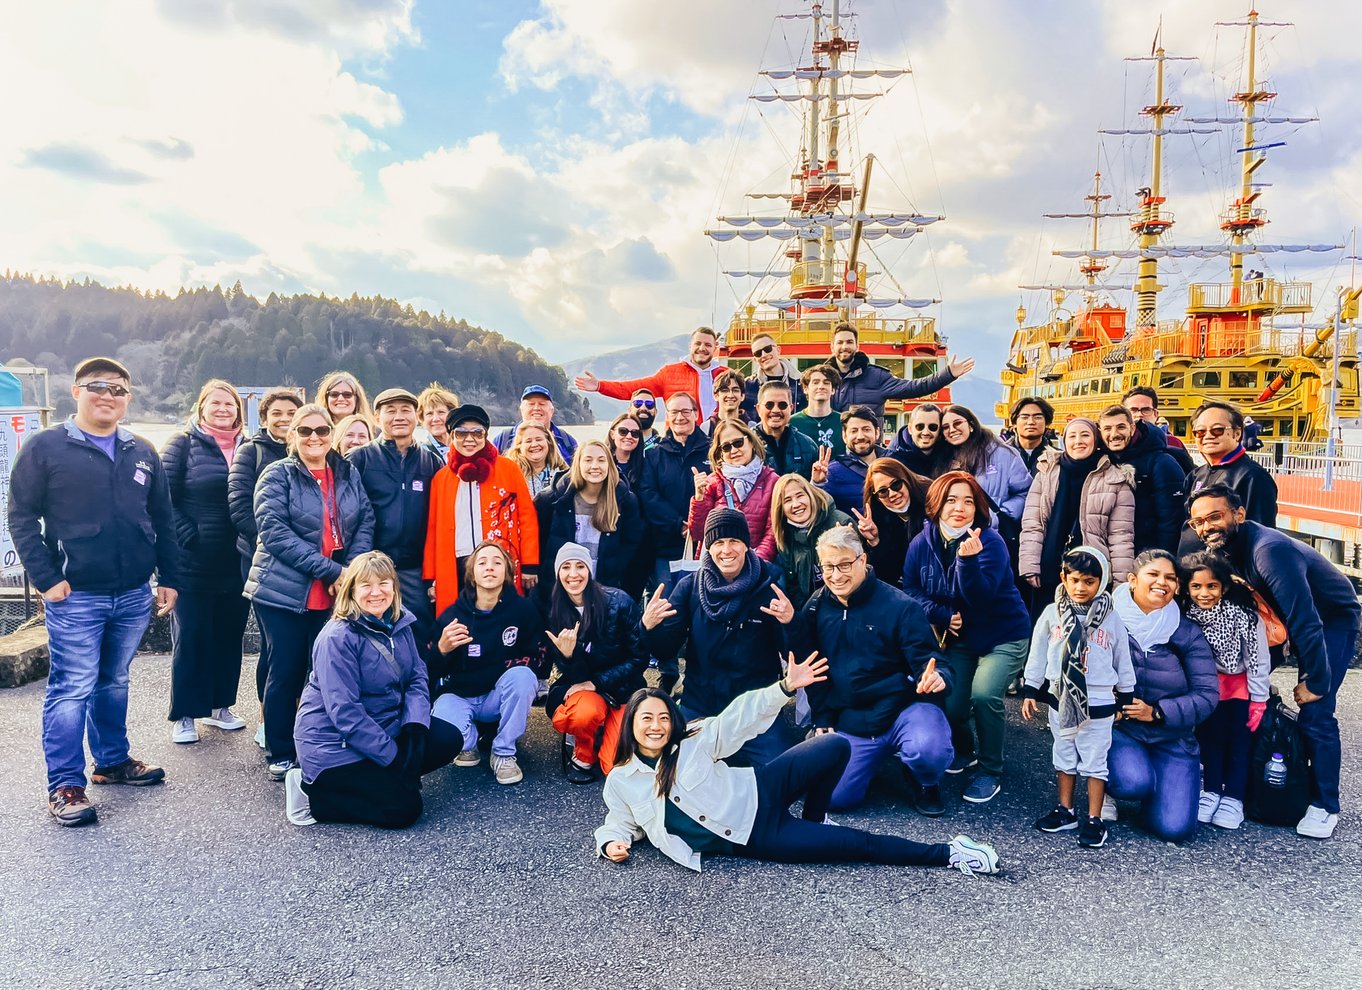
[2,0,1358,376]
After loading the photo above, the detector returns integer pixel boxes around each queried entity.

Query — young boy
[789,364,845,457]
[1021,546,1135,849]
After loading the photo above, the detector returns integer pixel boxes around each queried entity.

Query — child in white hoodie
[1021,546,1136,849]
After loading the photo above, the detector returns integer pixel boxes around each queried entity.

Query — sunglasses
[871,478,907,500]
[632,398,656,410]
[453,427,487,439]
[615,427,642,439]
[912,423,939,433]
[295,424,333,438]
[1192,424,1231,440]
[752,344,776,358]
[78,381,131,398]
[762,400,790,411]
[718,438,748,454]
[326,388,356,399]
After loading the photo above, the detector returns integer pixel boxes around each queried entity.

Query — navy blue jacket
[741,364,806,422]
[244,452,375,612]
[431,588,547,698]
[534,474,644,598]
[832,352,956,418]
[543,586,647,715]
[9,421,181,594]
[346,438,442,571]
[161,424,244,594]
[228,429,288,558]
[1108,422,1185,555]
[1179,450,1277,553]
[639,429,710,561]
[1118,616,1219,746]
[819,450,882,515]
[887,429,949,478]
[492,421,578,464]
[901,522,1031,655]
[758,425,819,480]
[800,570,950,737]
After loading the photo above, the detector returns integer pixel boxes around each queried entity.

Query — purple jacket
[294,609,431,781]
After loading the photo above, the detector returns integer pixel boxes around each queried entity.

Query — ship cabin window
[1172,419,1188,437]
[1257,420,1275,436]
[1159,373,1177,389]
[876,359,906,378]
[909,359,938,378]
[1229,371,1257,389]
[1099,379,1112,394]
[1192,372,1222,389]
[1128,374,1140,386]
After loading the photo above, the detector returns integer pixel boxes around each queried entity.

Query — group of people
[10,328,1357,877]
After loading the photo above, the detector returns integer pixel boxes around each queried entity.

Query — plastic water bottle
[1263,753,1288,789]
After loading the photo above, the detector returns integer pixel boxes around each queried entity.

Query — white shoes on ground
[284,768,316,827]
[1211,796,1244,830]
[491,754,523,785]
[947,835,1000,876]
[1296,805,1339,839]
[172,718,198,744]
[1198,790,1221,824]
[1100,795,1118,822]
[254,723,266,749]
[203,707,246,731]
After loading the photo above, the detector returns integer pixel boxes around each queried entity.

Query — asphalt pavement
[1,656,1359,990]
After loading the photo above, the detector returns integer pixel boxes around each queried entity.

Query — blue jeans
[1107,730,1202,843]
[1295,620,1357,815]
[431,666,539,758]
[829,703,954,811]
[42,585,153,791]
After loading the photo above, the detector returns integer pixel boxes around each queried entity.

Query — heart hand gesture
[957,527,983,557]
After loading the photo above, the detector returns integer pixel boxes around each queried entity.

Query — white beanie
[554,542,595,577]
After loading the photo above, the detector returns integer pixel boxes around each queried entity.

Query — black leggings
[302,718,465,830]
[1196,698,1252,801]
[738,735,950,867]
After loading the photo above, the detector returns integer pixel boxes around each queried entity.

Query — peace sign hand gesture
[811,445,833,484]
[851,503,879,547]
[957,527,984,557]
[760,584,796,624]
[546,622,580,658]
[641,585,678,630]
[782,650,830,692]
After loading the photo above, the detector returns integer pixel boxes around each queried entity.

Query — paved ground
[1,657,1359,990]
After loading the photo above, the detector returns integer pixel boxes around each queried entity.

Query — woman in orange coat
[424,405,540,615]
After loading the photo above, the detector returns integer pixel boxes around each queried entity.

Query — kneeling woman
[543,543,648,782]
[595,654,998,875]
[288,552,464,829]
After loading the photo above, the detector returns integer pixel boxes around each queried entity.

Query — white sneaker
[172,718,199,744]
[203,707,246,731]
[947,834,1000,876]
[1100,795,1118,822]
[1198,790,1222,824]
[284,768,316,827]
[1296,804,1339,839]
[490,754,523,785]
[254,723,266,749]
[1210,795,1244,830]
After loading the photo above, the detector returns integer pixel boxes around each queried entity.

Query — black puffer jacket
[228,429,288,558]
[1178,449,1278,554]
[543,586,647,716]
[244,452,375,613]
[535,474,644,598]
[639,429,710,561]
[161,424,244,593]
[1108,422,1185,555]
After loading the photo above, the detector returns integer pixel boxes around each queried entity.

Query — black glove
[396,723,429,776]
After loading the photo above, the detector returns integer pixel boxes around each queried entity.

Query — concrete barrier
[0,624,49,688]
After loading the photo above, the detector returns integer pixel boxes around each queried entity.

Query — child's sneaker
[946,834,1000,876]
[1100,794,1118,821]
[1034,805,1079,833]
[1211,795,1244,830]
[1198,790,1221,824]
[1078,815,1108,848]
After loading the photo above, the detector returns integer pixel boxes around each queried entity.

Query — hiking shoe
[91,758,165,787]
[1034,805,1079,833]
[1212,796,1244,830]
[490,754,523,785]
[1078,815,1108,848]
[913,784,946,818]
[1197,790,1221,824]
[1296,805,1339,840]
[254,723,266,749]
[172,718,199,744]
[203,707,246,731]
[947,834,1000,876]
[266,759,297,782]
[453,748,481,768]
[284,768,316,827]
[48,785,97,827]
[566,759,596,785]
[1100,795,1118,822]
[946,753,978,776]
[963,772,1002,804]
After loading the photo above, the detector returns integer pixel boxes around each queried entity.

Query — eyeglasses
[718,438,748,454]
[912,423,939,433]
[1014,413,1047,422]
[1191,424,1231,440]
[632,398,656,410]
[717,387,743,395]
[615,427,642,439]
[295,425,333,438]
[1126,404,1156,415]
[820,554,864,576]
[667,407,696,418]
[77,381,131,398]
[326,388,356,400]
[762,400,790,411]
[871,478,907,500]
[752,344,776,358]
[453,427,487,439]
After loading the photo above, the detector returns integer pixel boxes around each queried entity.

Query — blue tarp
[0,372,21,407]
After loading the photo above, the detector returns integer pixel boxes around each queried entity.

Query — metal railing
[1187,280,1313,311]
[724,314,940,348]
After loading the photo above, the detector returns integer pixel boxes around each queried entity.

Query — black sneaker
[1034,805,1079,833]
[913,783,946,818]
[946,753,978,775]
[565,759,597,785]
[1078,815,1108,848]
[90,758,165,787]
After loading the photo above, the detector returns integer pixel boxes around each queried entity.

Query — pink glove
[1247,700,1266,732]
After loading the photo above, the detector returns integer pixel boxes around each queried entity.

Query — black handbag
[1244,691,1312,827]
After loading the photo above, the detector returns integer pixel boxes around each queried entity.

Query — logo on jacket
[502,626,518,646]
[136,459,153,473]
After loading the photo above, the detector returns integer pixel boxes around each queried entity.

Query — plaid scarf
[1054,585,1113,736]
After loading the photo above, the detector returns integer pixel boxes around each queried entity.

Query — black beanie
[703,507,750,549]
[447,404,490,432]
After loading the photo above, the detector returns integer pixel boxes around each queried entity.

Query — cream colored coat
[1019,449,1137,583]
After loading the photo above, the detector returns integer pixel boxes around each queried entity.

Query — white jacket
[594,682,790,872]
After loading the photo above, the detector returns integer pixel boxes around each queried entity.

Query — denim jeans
[42,585,153,791]
[942,637,1029,775]
[431,666,539,758]
[829,703,954,811]
[1295,620,1357,815]
[1107,730,1202,843]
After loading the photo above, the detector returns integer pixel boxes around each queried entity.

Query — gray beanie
[554,542,595,577]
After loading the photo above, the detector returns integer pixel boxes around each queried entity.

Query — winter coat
[430,588,547,699]
[294,609,430,781]
[1178,449,1278,554]
[1117,616,1219,746]
[800,570,950,737]
[831,351,956,419]
[423,446,540,616]
[819,451,884,516]
[228,429,288,558]
[161,424,244,594]
[774,506,854,608]
[543,586,648,716]
[642,558,788,718]
[492,421,578,465]
[886,429,949,479]
[639,429,711,561]
[900,522,1031,655]
[1019,450,1137,583]
[346,438,442,571]
[687,464,780,561]
[534,474,644,598]
[1023,604,1135,713]
[946,441,1032,524]
[244,452,375,613]
[741,360,806,421]
[864,495,924,590]
[1002,434,1058,478]
[1107,422,1186,555]
[8,420,181,595]
[758,426,819,480]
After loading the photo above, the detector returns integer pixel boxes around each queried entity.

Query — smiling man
[1098,404,1185,555]
[576,326,730,423]
[9,356,181,827]
[755,380,817,479]
[492,385,578,464]
[740,333,804,421]
[828,323,974,420]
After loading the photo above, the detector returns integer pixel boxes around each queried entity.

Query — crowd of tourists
[10,324,1357,877]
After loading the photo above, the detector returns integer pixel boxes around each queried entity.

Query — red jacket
[597,361,730,419]
[687,466,780,561]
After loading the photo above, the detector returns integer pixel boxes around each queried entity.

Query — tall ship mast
[712,0,951,428]
[998,9,1359,444]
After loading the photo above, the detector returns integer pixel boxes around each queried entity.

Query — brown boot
[48,785,97,827]
[90,758,166,787]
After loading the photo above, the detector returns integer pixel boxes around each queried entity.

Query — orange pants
[551,690,625,772]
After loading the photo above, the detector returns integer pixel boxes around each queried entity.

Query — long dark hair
[613,687,697,798]
[546,569,608,646]
[942,404,999,476]
[1177,551,1256,617]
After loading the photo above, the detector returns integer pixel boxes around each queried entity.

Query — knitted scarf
[1186,599,1259,676]
[1041,450,1100,583]
[720,457,764,502]
[452,443,497,484]
[1054,584,1113,737]
[697,550,765,626]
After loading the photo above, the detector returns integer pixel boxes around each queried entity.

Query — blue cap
[521,384,553,401]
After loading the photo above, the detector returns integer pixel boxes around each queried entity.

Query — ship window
[877,359,906,378]
[1229,371,1257,388]
[1128,374,1140,386]
[1160,373,1178,389]
[1192,372,1222,388]
[1100,379,1112,394]
[1257,420,1275,436]
[1172,419,1188,437]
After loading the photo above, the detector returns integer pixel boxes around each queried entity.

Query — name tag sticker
[468,644,482,657]
[133,469,148,486]
[412,480,424,492]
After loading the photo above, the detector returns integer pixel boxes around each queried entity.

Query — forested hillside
[0,273,590,423]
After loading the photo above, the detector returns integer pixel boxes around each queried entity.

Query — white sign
[0,409,44,577]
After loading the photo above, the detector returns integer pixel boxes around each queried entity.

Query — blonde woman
[314,371,374,423]
[769,473,853,608]
[507,422,568,497]
[417,383,459,460]
[332,413,375,456]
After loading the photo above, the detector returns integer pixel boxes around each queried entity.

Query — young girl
[1021,546,1135,849]
[1180,551,1270,830]
[595,653,999,876]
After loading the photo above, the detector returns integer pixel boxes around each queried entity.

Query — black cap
[447,404,490,432]
[703,507,751,549]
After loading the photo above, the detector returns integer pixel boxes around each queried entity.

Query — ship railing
[1188,280,1312,310]
[1247,327,1357,357]
[724,314,940,348]
[791,261,869,294]
[1250,443,1362,525]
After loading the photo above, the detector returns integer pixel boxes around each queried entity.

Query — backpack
[1244,691,1312,827]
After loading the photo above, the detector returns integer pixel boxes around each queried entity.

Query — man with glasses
[829,322,974,420]
[629,388,660,449]
[9,357,181,826]
[1179,400,1278,553]
[575,326,730,423]
[818,406,887,515]
[798,525,954,817]
[887,403,949,478]
[790,364,845,457]
[1001,397,1057,477]
[755,381,818,479]
[740,333,804,422]
[492,384,578,464]
[1124,387,1193,474]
